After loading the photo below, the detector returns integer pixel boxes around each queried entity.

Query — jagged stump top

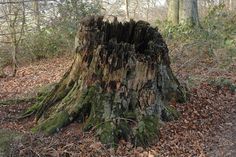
[76,16,170,65]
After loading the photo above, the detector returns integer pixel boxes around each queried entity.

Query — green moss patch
[32,111,70,135]
[97,121,119,147]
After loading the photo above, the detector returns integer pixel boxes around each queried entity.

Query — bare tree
[1,0,25,76]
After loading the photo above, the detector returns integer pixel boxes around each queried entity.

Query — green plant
[156,4,236,68]
[21,1,102,60]
[22,28,72,60]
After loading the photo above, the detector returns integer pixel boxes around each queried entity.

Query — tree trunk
[167,0,179,25]
[191,0,200,26]
[229,0,236,11]
[24,16,186,147]
[179,0,200,27]
[33,0,40,31]
[12,43,18,77]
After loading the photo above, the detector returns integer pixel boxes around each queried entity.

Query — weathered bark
[24,16,186,147]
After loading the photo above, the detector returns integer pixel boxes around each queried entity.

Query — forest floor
[0,55,235,157]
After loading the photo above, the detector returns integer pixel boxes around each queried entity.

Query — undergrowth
[157,4,236,69]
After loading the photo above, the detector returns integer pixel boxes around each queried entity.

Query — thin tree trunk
[33,0,40,31]
[9,3,18,77]
[12,43,18,77]
[146,0,150,21]
[133,0,139,19]
[125,0,129,20]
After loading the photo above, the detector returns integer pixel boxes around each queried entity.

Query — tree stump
[24,16,186,147]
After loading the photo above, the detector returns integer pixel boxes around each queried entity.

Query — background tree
[0,0,101,76]
[167,0,179,25]
[167,0,200,27]
[0,0,25,76]
[179,0,200,26]
[33,0,40,31]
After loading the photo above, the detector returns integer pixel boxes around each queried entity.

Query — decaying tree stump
[24,16,186,147]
